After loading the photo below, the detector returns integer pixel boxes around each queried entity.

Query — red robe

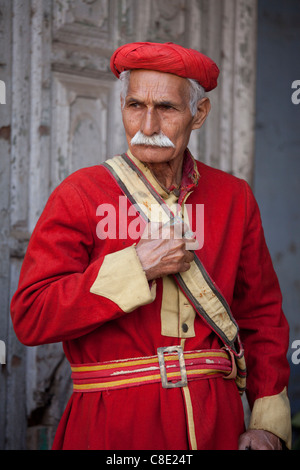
[10,151,290,450]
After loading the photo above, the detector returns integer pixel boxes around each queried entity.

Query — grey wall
[254,0,300,415]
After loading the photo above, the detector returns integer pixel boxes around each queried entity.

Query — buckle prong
[157,346,188,389]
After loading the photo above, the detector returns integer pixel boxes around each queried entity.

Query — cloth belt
[71,346,236,393]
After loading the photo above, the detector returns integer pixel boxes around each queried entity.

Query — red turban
[110,42,219,92]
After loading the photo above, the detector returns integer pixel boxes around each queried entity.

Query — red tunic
[10,152,290,450]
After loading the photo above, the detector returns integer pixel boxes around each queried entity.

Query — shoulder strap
[103,154,241,355]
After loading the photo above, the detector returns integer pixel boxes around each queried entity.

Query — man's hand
[238,429,282,450]
[136,221,198,281]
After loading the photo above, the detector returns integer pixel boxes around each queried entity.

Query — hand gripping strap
[102,155,242,357]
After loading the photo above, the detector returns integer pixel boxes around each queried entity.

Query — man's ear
[192,97,211,130]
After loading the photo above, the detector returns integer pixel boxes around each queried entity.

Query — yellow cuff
[248,387,292,449]
[90,245,156,313]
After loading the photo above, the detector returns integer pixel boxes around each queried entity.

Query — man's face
[121,69,209,164]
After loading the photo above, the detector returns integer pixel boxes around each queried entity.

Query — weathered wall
[0,0,257,449]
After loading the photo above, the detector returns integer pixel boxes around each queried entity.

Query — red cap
[110,42,219,92]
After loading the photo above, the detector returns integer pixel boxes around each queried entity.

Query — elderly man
[11,42,291,450]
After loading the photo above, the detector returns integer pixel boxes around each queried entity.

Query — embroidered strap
[71,348,234,393]
[103,154,241,355]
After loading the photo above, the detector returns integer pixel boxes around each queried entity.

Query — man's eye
[128,102,140,108]
[159,104,174,111]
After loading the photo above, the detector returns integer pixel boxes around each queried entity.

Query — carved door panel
[19,0,202,449]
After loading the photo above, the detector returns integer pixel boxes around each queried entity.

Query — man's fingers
[140,219,199,252]
[184,249,194,263]
[238,430,282,450]
[238,433,252,450]
[136,221,198,280]
[185,237,199,251]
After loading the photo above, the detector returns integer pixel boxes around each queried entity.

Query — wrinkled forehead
[126,69,190,104]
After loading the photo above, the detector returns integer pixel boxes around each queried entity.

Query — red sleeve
[232,182,290,407]
[10,180,128,346]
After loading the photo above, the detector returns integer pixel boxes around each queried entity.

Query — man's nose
[141,107,160,136]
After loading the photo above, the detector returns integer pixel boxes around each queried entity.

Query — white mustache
[131,130,175,148]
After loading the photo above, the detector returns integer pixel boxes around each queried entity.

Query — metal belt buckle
[157,345,188,389]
